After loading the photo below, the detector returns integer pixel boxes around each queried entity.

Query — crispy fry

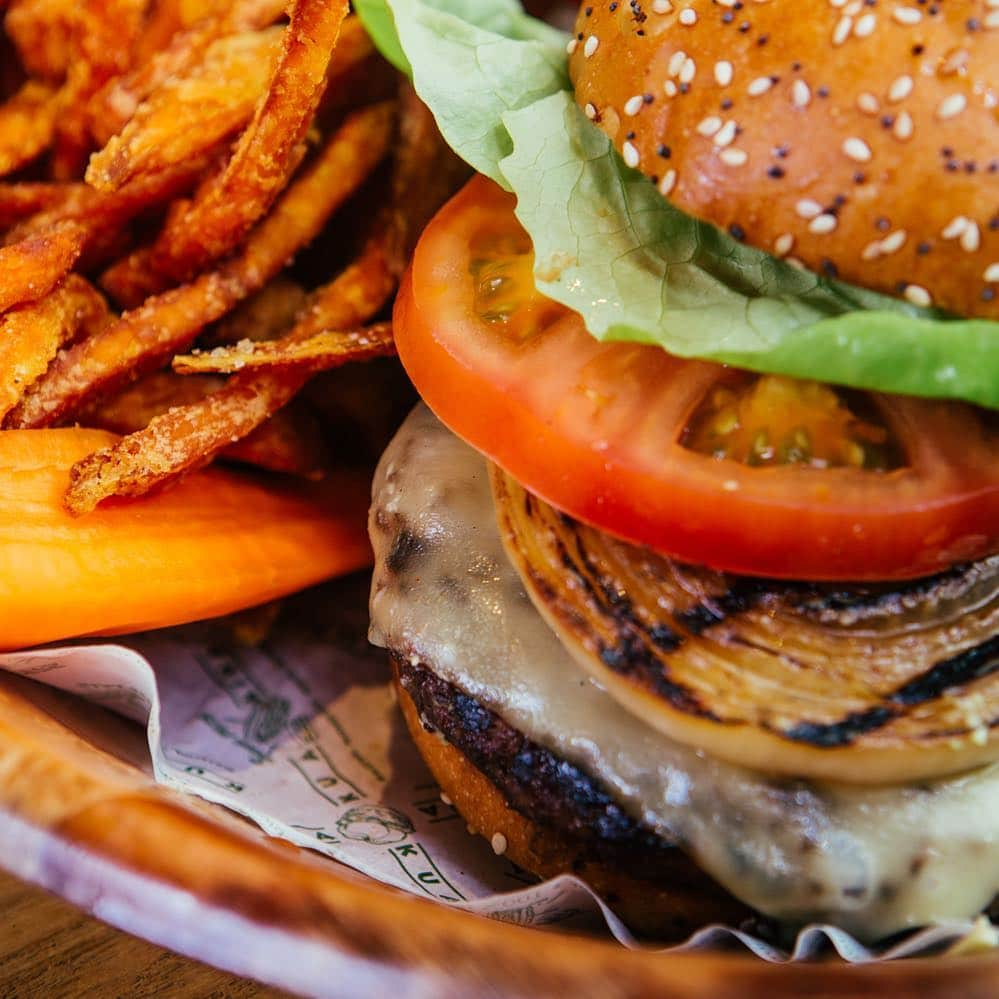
[315,14,391,115]
[64,368,307,512]
[385,83,473,277]
[174,322,395,375]
[5,161,205,257]
[48,0,146,180]
[87,0,287,146]
[5,0,77,80]
[131,0,230,65]
[86,28,284,192]
[202,277,308,347]
[0,274,110,419]
[228,405,328,478]
[0,4,453,529]
[85,369,329,478]
[6,100,396,430]
[63,91,469,511]
[85,369,229,430]
[61,217,400,512]
[0,80,59,176]
[145,0,350,283]
[289,235,397,341]
[0,220,85,313]
[0,181,84,228]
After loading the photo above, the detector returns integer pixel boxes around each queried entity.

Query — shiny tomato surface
[395,176,999,580]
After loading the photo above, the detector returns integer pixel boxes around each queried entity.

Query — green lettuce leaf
[356,0,567,185]
[354,0,999,408]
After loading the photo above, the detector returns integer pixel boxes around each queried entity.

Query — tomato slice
[395,176,999,581]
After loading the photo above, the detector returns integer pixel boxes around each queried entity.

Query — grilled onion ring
[492,467,999,784]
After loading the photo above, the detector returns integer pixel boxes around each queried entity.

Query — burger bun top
[569,0,999,319]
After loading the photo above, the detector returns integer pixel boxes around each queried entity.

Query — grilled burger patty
[369,405,999,941]
[393,654,747,938]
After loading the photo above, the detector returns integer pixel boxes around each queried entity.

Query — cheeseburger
[364,0,999,940]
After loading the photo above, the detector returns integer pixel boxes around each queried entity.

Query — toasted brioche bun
[392,654,749,939]
[569,0,999,319]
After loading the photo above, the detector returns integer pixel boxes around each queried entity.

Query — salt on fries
[0,2,464,516]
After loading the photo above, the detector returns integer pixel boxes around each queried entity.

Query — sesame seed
[622,141,640,168]
[937,94,967,120]
[566,38,578,55]
[857,92,880,114]
[491,832,508,855]
[984,263,999,282]
[774,233,795,256]
[961,221,981,252]
[659,169,677,195]
[892,6,922,25]
[940,49,969,75]
[904,284,932,307]
[796,198,823,219]
[987,11,999,28]
[833,15,853,44]
[888,75,913,102]
[881,229,908,254]
[583,35,599,58]
[679,8,698,25]
[720,147,748,166]
[786,257,807,270]
[792,80,811,107]
[679,57,697,84]
[714,60,734,86]
[697,116,723,136]
[855,12,877,36]
[748,76,774,96]
[861,239,883,260]
[809,213,839,234]
[942,216,970,239]
[624,95,645,116]
[893,111,914,140]
[651,0,673,12]
[714,120,737,146]
[664,80,678,97]
[843,137,872,162]
[668,50,687,77]
[584,103,597,119]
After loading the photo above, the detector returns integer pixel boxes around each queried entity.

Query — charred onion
[492,467,999,784]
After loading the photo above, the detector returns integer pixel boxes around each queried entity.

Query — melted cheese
[369,405,999,940]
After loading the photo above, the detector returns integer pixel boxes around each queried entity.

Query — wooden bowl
[0,667,996,998]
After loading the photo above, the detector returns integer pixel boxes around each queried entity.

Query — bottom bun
[393,653,749,940]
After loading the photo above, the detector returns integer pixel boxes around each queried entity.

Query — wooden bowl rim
[1,666,997,997]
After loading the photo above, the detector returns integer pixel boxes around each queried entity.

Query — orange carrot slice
[0,427,371,650]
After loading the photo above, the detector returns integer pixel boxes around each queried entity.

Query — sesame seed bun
[393,654,749,940]
[568,0,999,319]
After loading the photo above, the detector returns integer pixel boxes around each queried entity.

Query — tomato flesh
[395,175,999,581]
[683,373,903,471]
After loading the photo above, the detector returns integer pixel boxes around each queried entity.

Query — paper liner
[0,578,993,962]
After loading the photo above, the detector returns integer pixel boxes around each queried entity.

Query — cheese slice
[369,404,999,940]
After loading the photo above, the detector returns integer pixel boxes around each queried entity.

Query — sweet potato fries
[0,0,465,516]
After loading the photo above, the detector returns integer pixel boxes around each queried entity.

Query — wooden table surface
[0,869,292,998]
